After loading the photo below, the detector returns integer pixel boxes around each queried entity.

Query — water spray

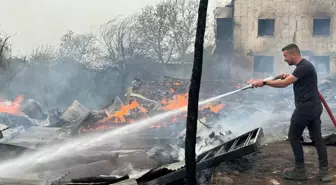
[0,75,286,176]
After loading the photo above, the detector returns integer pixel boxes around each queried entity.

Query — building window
[216,18,233,41]
[313,19,330,36]
[310,56,330,73]
[254,56,274,73]
[258,19,275,36]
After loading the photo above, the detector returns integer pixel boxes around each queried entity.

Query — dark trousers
[288,105,328,168]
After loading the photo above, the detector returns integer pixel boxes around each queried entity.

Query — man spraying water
[250,43,331,182]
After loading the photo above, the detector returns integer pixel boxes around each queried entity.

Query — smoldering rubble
[0,75,335,185]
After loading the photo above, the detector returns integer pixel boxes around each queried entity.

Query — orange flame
[100,100,147,123]
[162,93,188,111]
[99,93,225,125]
[0,95,24,115]
[93,85,226,131]
[208,103,224,113]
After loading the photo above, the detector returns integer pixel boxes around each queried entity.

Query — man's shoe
[283,167,308,181]
[317,167,332,182]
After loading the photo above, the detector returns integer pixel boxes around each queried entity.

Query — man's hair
[281,43,301,55]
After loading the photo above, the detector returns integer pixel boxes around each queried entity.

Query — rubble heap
[0,74,335,184]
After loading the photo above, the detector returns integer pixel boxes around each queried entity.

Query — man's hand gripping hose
[241,75,283,90]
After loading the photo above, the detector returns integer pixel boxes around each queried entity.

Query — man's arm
[265,64,309,88]
[264,75,298,88]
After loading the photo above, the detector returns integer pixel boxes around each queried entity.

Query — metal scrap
[54,100,91,135]
[0,125,25,142]
[138,127,264,185]
[0,123,9,139]
[50,172,70,185]
[104,96,124,115]
[112,179,138,185]
[21,99,48,120]
[60,100,90,123]
[147,144,180,165]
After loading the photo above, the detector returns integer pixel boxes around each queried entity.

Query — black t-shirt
[292,58,321,107]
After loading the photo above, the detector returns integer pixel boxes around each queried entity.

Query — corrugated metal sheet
[139,160,185,181]
[0,123,9,139]
[105,96,124,115]
[141,128,264,185]
[112,179,138,185]
[0,178,46,185]
[0,123,9,131]
[166,161,185,171]
[60,100,90,122]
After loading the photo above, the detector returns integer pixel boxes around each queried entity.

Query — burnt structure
[215,0,336,76]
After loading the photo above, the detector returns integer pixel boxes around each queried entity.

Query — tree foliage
[137,2,175,63]
[96,0,214,65]
[29,45,57,65]
[59,30,102,67]
[0,35,11,69]
[98,16,143,73]
[167,0,199,56]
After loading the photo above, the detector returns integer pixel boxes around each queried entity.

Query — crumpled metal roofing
[112,178,138,185]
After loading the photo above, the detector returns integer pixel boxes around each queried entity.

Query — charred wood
[71,175,129,184]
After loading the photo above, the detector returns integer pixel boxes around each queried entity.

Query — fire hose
[319,92,336,127]
[240,75,336,127]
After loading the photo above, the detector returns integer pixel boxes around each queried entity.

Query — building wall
[233,0,336,75]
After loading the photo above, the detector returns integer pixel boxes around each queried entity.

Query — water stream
[0,88,246,177]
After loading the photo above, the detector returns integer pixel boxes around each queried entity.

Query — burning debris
[34,128,263,185]
[4,74,331,184]
[0,95,24,116]
[177,118,235,152]
[147,144,181,165]
[21,99,48,120]
[134,128,264,185]
[146,117,236,165]
[55,76,228,134]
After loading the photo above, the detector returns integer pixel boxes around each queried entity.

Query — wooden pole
[185,0,208,184]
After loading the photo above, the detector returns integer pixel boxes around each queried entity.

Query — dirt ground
[211,141,336,185]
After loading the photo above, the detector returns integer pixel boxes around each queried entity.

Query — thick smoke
[7,61,121,110]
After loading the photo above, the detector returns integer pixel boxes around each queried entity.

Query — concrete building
[215,0,336,76]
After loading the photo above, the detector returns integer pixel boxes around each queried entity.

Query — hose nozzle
[242,74,283,91]
[263,75,283,81]
[241,84,253,90]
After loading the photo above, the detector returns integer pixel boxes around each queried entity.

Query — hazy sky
[0,0,224,55]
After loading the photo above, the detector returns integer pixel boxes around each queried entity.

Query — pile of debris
[44,127,264,185]
[0,76,227,175]
[69,76,228,134]
[1,73,335,184]
[0,76,233,159]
